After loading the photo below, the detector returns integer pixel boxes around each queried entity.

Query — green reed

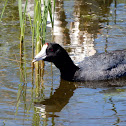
[0,0,8,21]
[0,0,55,120]
[18,0,28,42]
[16,0,55,117]
[18,0,55,58]
[17,0,28,111]
[34,0,54,51]
[28,0,55,95]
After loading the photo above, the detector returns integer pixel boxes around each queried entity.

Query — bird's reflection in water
[34,79,76,117]
[34,77,126,118]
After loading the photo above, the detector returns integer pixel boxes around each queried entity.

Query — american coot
[32,43,126,81]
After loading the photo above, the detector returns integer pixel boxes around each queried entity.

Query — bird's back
[75,50,126,81]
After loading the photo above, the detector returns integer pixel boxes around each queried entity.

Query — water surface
[0,0,126,125]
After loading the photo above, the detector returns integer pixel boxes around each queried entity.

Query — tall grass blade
[28,14,34,58]
[18,0,23,28]
[48,0,53,27]
[18,0,28,42]
[53,0,56,26]
[0,0,8,21]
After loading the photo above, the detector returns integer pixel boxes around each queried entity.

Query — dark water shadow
[34,77,126,117]
[34,79,76,113]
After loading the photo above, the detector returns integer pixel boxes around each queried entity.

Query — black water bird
[32,43,126,81]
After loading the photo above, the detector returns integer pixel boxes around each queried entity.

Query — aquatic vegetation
[18,0,28,42]
[0,0,8,21]
[17,0,55,80]
[17,0,55,57]
[14,0,55,118]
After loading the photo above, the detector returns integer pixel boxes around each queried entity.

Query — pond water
[0,0,126,125]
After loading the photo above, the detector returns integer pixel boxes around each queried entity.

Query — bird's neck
[53,56,79,81]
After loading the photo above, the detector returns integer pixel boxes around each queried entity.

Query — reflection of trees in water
[53,0,113,62]
[75,0,113,35]
[53,0,70,45]
[20,0,115,61]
